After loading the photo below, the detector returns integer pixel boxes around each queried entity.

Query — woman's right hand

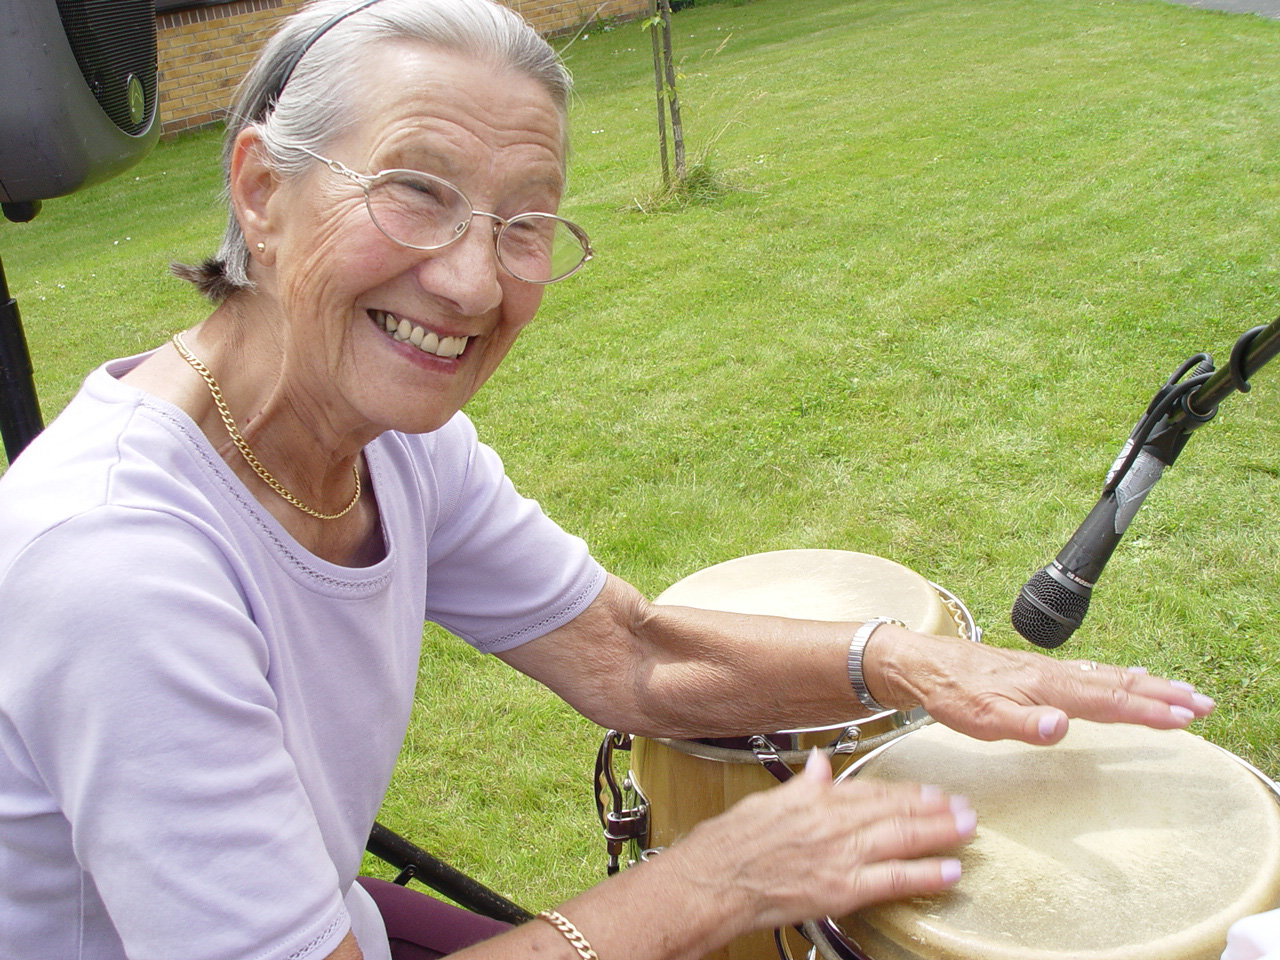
[449,748,973,960]
[669,748,975,935]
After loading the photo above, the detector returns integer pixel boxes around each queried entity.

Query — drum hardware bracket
[595,730,650,875]
[749,735,796,783]
[831,724,864,756]
[802,918,872,960]
[774,925,820,960]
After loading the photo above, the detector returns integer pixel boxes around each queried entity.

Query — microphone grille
[1011,569,1090,649]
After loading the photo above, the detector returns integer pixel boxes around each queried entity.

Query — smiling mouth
[370,310,470,359]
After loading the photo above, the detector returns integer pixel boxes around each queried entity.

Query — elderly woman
[0,2,1213,959]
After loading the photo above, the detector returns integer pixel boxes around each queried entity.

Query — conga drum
[594,549,980,960]
[803,720,1280,960]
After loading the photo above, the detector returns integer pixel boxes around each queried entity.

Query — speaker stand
[1,201,46,462]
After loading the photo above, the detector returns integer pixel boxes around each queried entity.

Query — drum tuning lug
[750,735,795,783]
[832,724,864,755]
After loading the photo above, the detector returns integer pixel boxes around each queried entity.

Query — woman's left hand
[866,626,1215,745]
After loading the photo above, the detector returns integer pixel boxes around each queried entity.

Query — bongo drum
[804,720,1280,960]
[594,550,980,960]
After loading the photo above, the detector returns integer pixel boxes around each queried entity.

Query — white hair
[174,0,572,301]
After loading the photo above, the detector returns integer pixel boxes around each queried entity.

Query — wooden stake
[649,0,670,187]
[657,0,686,181]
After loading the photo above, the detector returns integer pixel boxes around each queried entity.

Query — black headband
[264,0,388,113]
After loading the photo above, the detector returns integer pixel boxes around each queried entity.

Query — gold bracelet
[537,910,599,960]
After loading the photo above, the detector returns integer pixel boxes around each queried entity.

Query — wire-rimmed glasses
[298,147,593,284]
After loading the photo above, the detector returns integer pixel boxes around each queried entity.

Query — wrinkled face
[262,43,567,438]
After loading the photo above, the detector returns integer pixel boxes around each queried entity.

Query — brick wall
[157,0,649,137]
[504,0,648,35]
[157,0,304,135]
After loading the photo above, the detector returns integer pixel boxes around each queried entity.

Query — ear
[228,126,282,264]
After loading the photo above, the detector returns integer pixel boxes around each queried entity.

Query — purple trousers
[356,877,512,959]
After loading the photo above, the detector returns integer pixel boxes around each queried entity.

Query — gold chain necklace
[171,333,361,521]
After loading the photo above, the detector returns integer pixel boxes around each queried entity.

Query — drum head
[825,721,1280,960]
[655,550,957,637]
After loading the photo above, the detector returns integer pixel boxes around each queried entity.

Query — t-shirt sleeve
[0,508,351,960]
[418,417,605,653]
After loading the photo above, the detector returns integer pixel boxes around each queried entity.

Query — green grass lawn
[3,0,1278,911]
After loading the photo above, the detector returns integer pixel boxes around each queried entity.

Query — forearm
[504,574,1212,748]
[502,574,877,738]
[618,596,875,738]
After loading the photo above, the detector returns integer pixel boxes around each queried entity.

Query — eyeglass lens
[365,171,589,282]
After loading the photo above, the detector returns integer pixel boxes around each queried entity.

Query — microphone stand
[1184,315,1280,419]
[1106,312,1280,499]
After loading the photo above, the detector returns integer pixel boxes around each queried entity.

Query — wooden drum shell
[621,550,978,960]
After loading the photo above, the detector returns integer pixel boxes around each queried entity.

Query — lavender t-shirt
[0,353,605,960]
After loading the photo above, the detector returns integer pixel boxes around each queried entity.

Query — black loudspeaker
[0,0,160,204]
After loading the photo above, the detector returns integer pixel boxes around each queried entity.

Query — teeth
[372,311,468,360]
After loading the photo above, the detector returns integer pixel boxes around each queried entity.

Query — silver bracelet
[847,617,905,713]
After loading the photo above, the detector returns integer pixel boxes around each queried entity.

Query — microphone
[1011,358,1216,649]
[1011,443,1169,648]
[1012,315,1280,648]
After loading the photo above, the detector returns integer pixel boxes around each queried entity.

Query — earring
[256,242,266,252]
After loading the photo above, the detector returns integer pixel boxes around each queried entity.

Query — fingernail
[1171,705,1195,722]
[954,808,978,836]
[1171,680,1196,692]
[1193,693,1215,711]
[941,859,963,884]
[1037,713,1061,739]
[1127,665,1149,674]
[804,747,825,777]
[949,794,971,813]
